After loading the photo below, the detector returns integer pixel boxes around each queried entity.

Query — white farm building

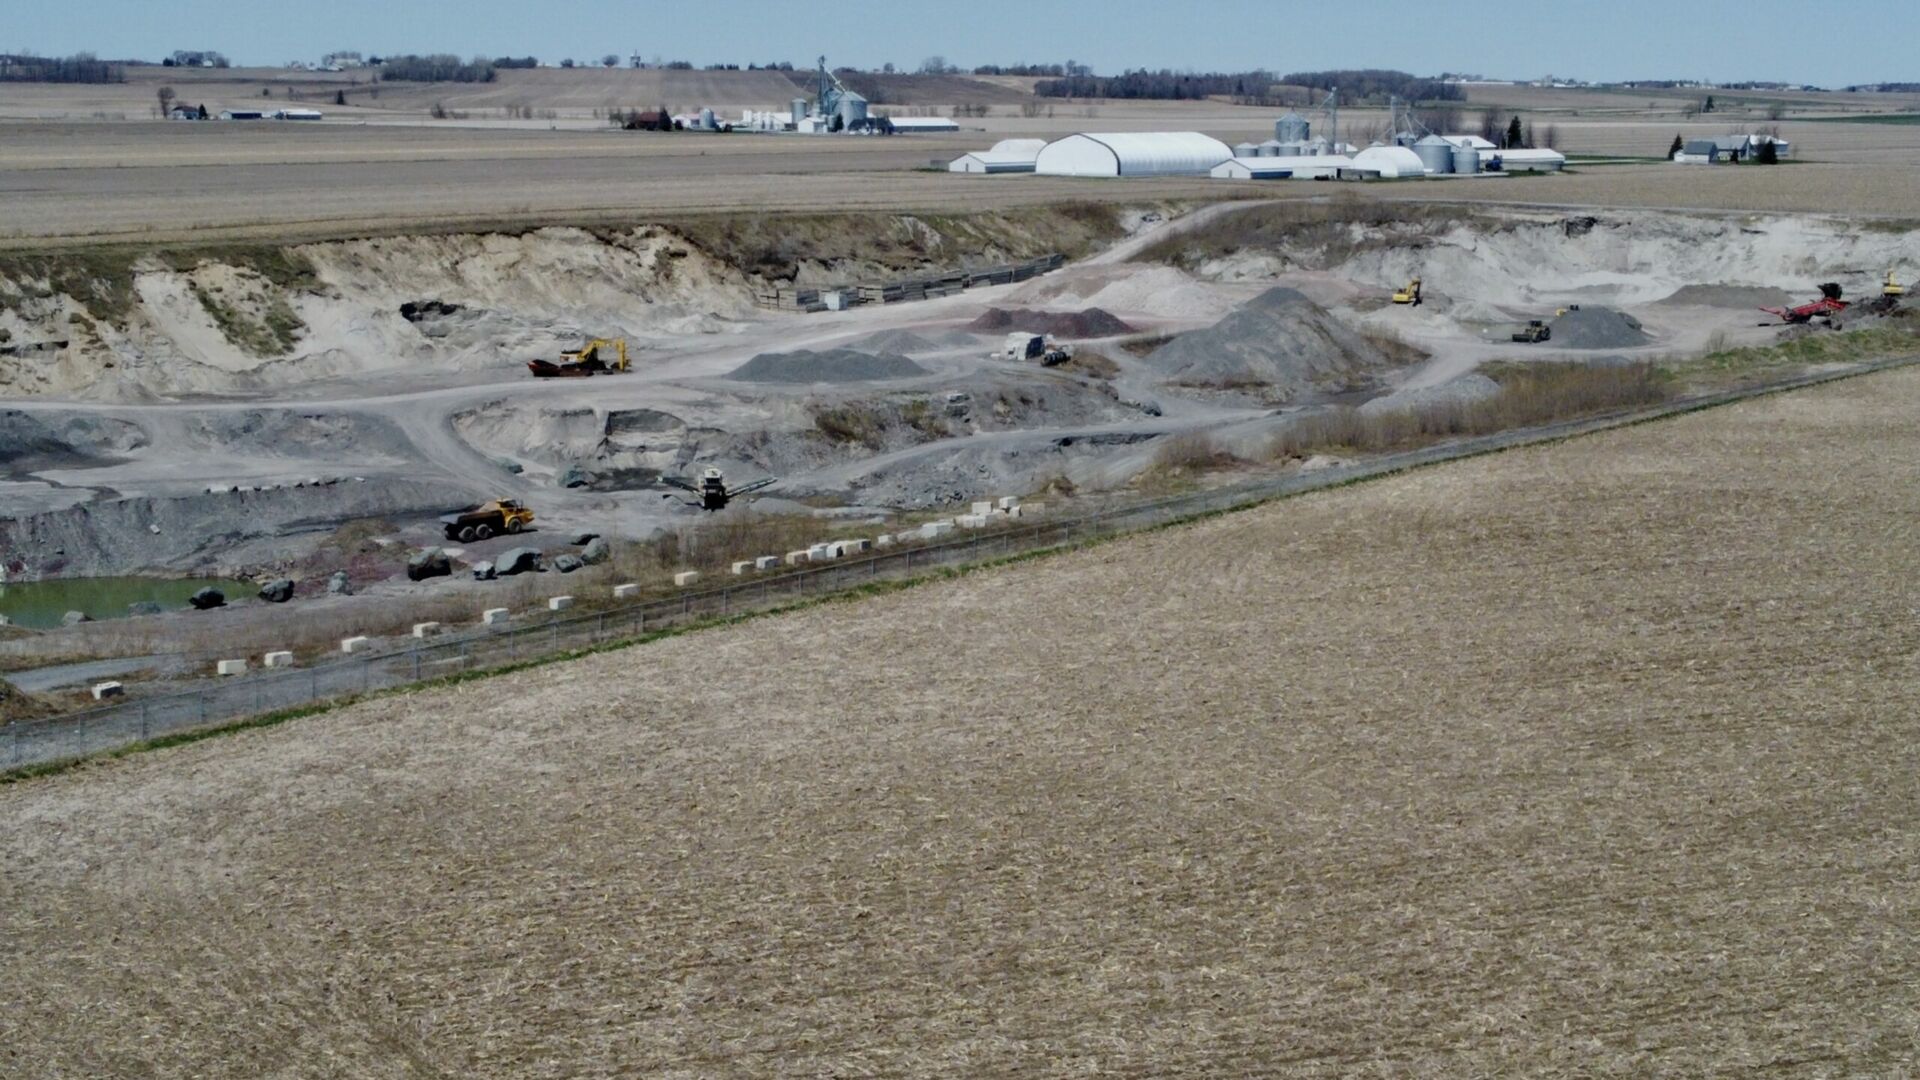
[1033,132,1233,177]
[949,138,1046,174]
[1212,154,1356,180]
[888,116,961,133]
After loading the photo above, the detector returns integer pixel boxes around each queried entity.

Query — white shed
[1350,145,1427,179]
[888,116,960,133]
[950,152,1038,174]
[1033,132,1234,177]
[988,138,1047,156]
[1491,148,1567,172]
[1212,154,1355,180]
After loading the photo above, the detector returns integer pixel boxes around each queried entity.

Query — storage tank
[792,97,809,125]
[1233,141,1260,158]
[1275,112,1309,143]
[837,92,868,129]
[1414,134,1455,174]
[1451,144,1481,175]
[698,107,716,131]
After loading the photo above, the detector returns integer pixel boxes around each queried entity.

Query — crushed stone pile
[1143,288,1401,401]
[851,329,939,355]
[727,349,928,384]
[967,307,1136,339]
[1549,307,1653,350]
[1655,285,1795,309]
[1359,373,1503,415]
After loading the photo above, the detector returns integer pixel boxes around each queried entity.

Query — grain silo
[1275,112,1310,143]
[837,91,868,129]
[1413,134,1455,174]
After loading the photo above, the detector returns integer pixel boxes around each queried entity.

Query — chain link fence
[6,355,1914,773]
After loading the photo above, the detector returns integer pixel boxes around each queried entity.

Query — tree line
[379,55,496,84]
[1033,69,1284,101]
[1282,69,1464,104]
[0,53,126,83]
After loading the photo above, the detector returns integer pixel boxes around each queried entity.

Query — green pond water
[0,577,252,629]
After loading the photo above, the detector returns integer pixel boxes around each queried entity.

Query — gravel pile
[1549,307,1653,350]
[1144,288,1401,402]
[967,307,1136,338]
[727,349,929,384]
[851,329,939,355]
[1655,285,1796,309]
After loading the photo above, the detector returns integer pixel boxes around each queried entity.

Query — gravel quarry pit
[3,202,1918,675]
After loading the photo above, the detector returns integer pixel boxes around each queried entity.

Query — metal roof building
[950,152,1038,174]
[1033,132,1234,177]
[888,116,960,133]
[1212,154,1356,181]
[988,138,1046,156]
[1490,148,1567,172]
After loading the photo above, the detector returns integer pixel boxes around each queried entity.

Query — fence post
[413,649,422,681]
[597,611,606,640]
[140,702,150,742]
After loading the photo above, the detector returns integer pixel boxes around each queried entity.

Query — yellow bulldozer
[529,338,629,378]
[1392,278,1422,306]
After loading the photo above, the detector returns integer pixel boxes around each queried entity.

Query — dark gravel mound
[967,307,1136,339]
[1655,285,1795,309]
[0,411,87,469]
[1143,288,1400,402]
[728,349,929,384]
[852,329,939,355]
[1550,307,1653,350]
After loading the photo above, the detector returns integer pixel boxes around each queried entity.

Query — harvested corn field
[6,366,1920,1076]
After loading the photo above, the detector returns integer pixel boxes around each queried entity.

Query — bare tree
[156,84,175,117]
[1766,101,1786,121]
[1541,123,1560,149]
[918,55,949,75]
[601,54,619,68]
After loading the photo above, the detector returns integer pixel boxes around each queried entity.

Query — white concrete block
[547,595,574,611]
[340,636,371,654]
[755,556,780,571]
[842,538,871,555]
[612,583,641,599]
[482,607,511,625]
[412,622,441,638]
[216,659,247,676]
[972,501,994,516]
[731,561,754,576]
[91,681,124,700]
[785,550,811,566]
[958,514,986,529]
[674,571,699,587]
[808,543,837,561]
[263,651,294,668]
[920,521,955,539]
[875,534,895,548]
[998,495,1020,510]
[1006,505,1023,519]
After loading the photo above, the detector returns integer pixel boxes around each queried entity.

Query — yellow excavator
[1392,278,1423,306]
[1886,269,1908,299]
[529,338,629,378]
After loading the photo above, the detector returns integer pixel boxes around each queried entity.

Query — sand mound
[727,349,928,384]
[850,329,939,355]
[967,308,1136,338]
[1549,307,1653,350]
[1656,285,1796,309]
[1144,288,1401,401]
[1015,265,1242,321]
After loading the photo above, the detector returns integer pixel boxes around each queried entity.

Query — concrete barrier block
[263,651,294,668]
[958,514,986,529]
[808,543,837,561]
[612,583,641,599]
[91,682,124,700]
[972,501,994,516]
[998,495,1020,510]
[547,595,574,611]
[674,571,699,587]
[755,556,780,571]
[482,608,511,625]
[875,534,895,548]
[412,622,441,638]
[843,538,871,554]
[920,521,955,539]
[731,561,754,576]
[216,659,247,676]
[340,636,371,654]
[785,550,811,566]
[1006,505,1023,519]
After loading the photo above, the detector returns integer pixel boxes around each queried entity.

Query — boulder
[126,600,165,617]
[496,458,524,475]
[579,536,611,565]
[327,571,352,596]
[406,547,452,582]
[257,579,295,603]
[188,587,226,610]
[62,610,93,626]
[553,554,584,574]
[559,465,594,489]
[572,532,601,545]
[497,547,542,576]
[472,561,496,581]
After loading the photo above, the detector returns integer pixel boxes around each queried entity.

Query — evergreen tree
[1757,138,1779,165]
[1704,94,1716,112]
[1506,115,1523,148]
[1668,134,1684,158]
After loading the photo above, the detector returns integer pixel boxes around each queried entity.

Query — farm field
[5,365,1920,1076]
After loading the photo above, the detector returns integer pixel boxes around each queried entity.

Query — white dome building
[1033,132,1234,178]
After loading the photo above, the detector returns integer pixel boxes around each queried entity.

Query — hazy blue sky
[10,1,1912,87]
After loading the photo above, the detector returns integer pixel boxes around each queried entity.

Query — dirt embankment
[0,205,1131,401]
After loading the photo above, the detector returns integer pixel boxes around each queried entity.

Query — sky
[9,0,1914,88]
